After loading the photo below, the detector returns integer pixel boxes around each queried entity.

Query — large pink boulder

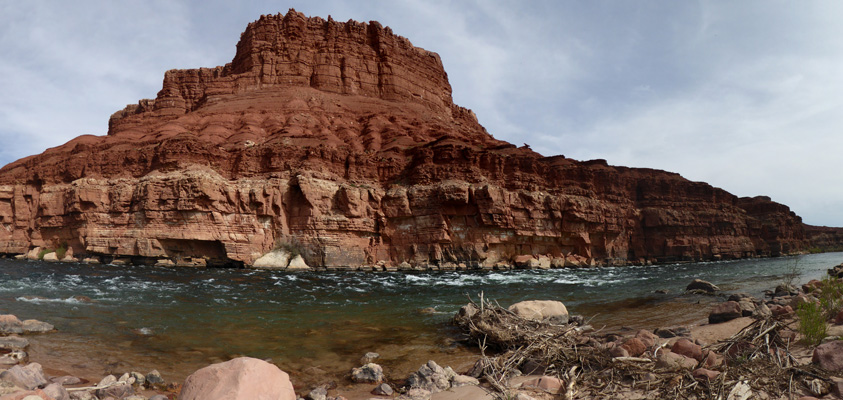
[180,357,296,400]
[508,300,569,324]
[812,341,843,373]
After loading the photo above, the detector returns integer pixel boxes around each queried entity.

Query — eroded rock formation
[0,10,821,268]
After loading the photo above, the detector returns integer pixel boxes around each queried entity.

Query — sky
[1,1,842,226]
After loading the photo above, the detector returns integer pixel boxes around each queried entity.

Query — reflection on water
[1,252,841,382]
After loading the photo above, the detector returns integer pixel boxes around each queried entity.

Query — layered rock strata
[0,10,819,268]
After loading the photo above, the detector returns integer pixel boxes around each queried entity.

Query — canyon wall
[0,10,817,269]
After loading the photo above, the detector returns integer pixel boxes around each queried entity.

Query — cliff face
[0,10,816,268]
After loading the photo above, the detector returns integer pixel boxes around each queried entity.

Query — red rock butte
[0,9,839,268]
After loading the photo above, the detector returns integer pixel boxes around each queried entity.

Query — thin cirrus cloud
[0,1,841,226]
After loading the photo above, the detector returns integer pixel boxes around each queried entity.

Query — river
[0,252,841,385]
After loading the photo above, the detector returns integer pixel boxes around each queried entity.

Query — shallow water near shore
[1,252,841,384]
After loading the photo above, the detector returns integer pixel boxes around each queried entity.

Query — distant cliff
[0,10,824,269]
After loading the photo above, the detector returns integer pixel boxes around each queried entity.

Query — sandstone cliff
[0,10,819,268]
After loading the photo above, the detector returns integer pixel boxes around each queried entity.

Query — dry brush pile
[452,296,835,400]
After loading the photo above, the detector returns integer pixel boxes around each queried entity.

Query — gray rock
[396,388,431,400]
[753,302,772,318]
[145,369,164,386]
[0,335,29,350]
[306,386,328,400]
[0,350,27,366]
[69,391,97,400]
[149,395,170,400]
[97,374,117,388]
[43,383,70,400]
[0,362,48,390]
[774,283,798,296]
[21,319,55,333]
[50,376,82,386]
[96,381,133,399]
[360,352,380,364]
[372,383,393,396]
[450,374,479,387]
[654,326,690,338]
[686,279,719,293]
[351,363,384,383]
[406,360,455,394]
[737,300,756,317]
[0,314,23,334]
[129,371,146,386]
[828,263,843,279]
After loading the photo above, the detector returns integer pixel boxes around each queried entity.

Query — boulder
[0,389,54,400]
[397,388,431,400]
[508,300,569,324]
[774,283,798,296]
[96,375,116,388]
[306,386,327,400]
[0,363,48,390]
[372,383,394,396]
[789,294,812,310]
[812,340,843,372]
[686,279,719,293]
[351,363,384,383]
[0,350,28,366]
[252,249,291,269]
[655,351,697,370]
[671,338,703,361]
[692,368,720,381]
[0,315,24,334]
[708,301,742,324]
[95,382,133,400]
[609,346,629,358]
[25,247,41,261]
[519,376,564,394]
[654,326,690,338]
[0,335,29,350]
[360,352,380,364]
[835,309,843,325]
[43,383,70,400]
[154,259,175,267]
[737,300,756,317]
[406,360,455,393]
[42,252,59,262]
[69,391,96,400]
[513,255,535,268]
[803,279,823,293]
[828,263,843,279]
[536,256,551,270]
[620,338,647,357]
[145,370,164,387]
[450,375,479,388]
[703,351,723,368]
[753,303,772,318]
[22,320,54,333]
[769,304,794,317]
[179,357,295,400]
[49,376,81,386]
[635,329,657,348]
[286,255,310,270]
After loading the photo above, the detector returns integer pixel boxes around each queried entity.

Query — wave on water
[16,296,93,305]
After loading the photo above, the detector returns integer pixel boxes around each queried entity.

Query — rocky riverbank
[3,265,843,399]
